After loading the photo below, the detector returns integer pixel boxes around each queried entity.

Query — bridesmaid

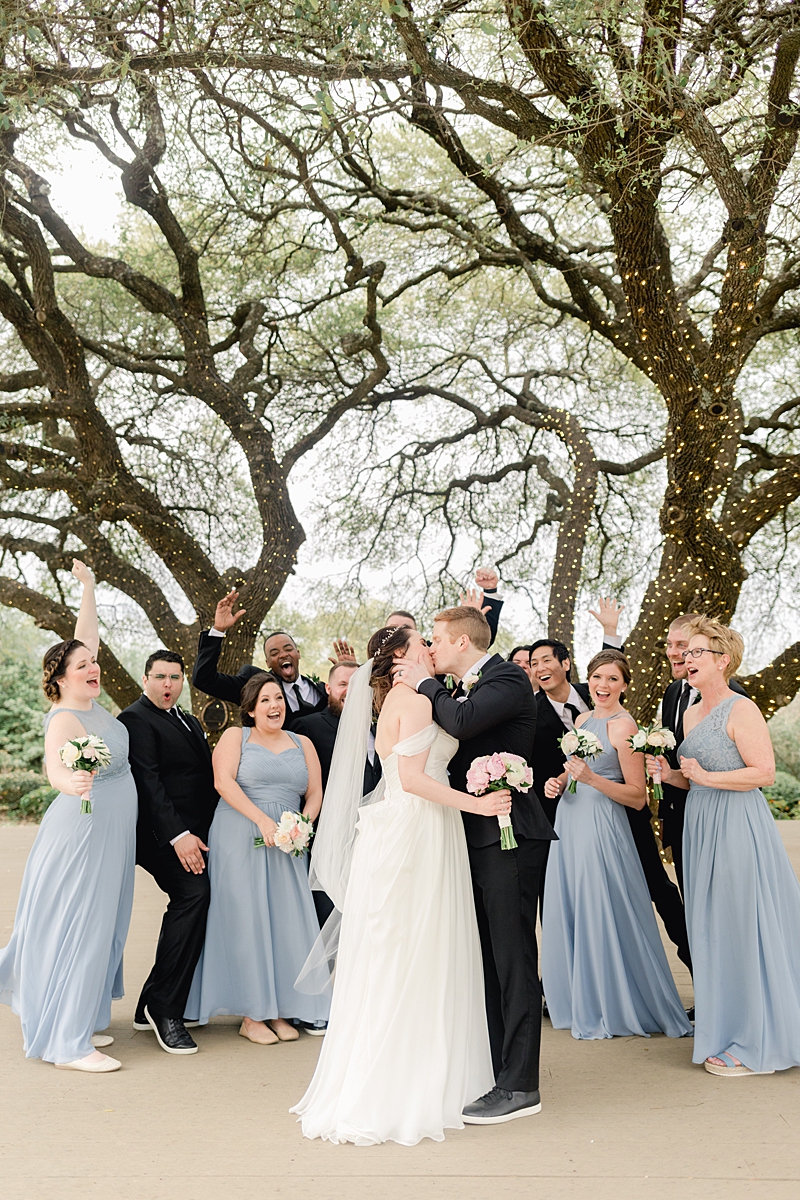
[0,561,137,1072]
[650,617,800,1076]
[541,650,692,1040]
[185,672,330,1042]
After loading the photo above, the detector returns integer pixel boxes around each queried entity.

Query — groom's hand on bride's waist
[391,658,435,691]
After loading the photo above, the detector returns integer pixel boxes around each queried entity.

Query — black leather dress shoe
[462,1086,541,1124]
[144,1006,198,1055]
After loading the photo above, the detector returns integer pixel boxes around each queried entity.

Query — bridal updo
[368,625,414,715]
[42,639,88,704]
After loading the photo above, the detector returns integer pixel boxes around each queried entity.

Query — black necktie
[675,682,693,741]
[564,702,581,729]
[171,706,190,731]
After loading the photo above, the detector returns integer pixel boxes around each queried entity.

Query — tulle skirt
[291,792,493,1145]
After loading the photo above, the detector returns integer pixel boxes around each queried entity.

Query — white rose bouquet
[559,729,604,793]
[254,810,314,855]
[466,752,534,850]
[626,723,677,800]
[58,735,112,814]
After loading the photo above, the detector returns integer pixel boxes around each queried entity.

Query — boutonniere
[307,673,321,685]
[462,670,482,694]
[445,675,455,693]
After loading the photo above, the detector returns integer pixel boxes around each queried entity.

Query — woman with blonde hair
[649,617,800,1076]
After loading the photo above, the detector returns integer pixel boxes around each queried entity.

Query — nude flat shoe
[55,1054,121,1073]
[267,1019,300,1042]
[238,1020,279,1045]
[91,1035,114,1048]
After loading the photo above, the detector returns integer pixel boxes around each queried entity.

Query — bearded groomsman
[118,651,218,1055]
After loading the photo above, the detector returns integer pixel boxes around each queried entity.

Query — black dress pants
[137,844,211,1019]
[625,806,692,974]
[468,836,548,1093]
[661,795,687,899]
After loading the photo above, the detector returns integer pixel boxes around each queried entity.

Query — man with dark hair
[118,651,219,1055]
[192,594,327,728]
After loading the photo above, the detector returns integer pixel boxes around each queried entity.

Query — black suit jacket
[117,695,219,855]
[293,706,383,796]
[659,675,748,821]
[419,655,555,848]
[191,630,327,728]
[483,594,502,647]
[532,682,592,826]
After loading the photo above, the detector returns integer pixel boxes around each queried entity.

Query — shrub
[0,772,58,822]
[763,770,800,820]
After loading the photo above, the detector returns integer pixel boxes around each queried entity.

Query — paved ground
[1,823,799,1200]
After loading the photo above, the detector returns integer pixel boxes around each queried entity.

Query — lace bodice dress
[681,694,800,1071]
[292,722,494,1145]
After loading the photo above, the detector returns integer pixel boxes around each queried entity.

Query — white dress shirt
[209,628,317,711]
[415,652,495,700]
[547,685,591,731]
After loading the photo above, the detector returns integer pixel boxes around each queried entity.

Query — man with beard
[192,592,328,729]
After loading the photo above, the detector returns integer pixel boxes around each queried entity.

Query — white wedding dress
[291,723,494,1145]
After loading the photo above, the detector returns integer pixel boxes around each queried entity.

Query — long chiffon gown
[291,723,494,1146]
[541,713,693,1040]
[185,728,329,1026]
[0,701,137,1062]
[682,694,800,1071]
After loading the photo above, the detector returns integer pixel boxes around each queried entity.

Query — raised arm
[192,630,251,704]
[70,560,99,656]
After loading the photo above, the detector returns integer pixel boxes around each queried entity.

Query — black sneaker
[135,1001,199,1031]
[685,1006,695,1023]
[144,1006,198,1055]
[296,1020,327,1037]
[462,1086,541,1124]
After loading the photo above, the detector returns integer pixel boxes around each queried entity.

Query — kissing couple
[291,605,555,1146]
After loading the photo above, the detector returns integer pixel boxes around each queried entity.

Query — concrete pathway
[1,823,799,1200]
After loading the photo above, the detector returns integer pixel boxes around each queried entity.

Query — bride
[291,625,510,1146]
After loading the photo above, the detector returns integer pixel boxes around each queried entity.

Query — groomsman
[530,616,693,974]
[659,614,747,896]
[294,660,383,928]
[118,651,219,1055]
[192,593,327,728]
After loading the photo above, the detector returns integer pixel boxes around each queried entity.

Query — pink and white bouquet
[559,728,603,793]
[466,752,534,851]
[58,734,112,814]
[254,810,314,855]
[627,723,677,800]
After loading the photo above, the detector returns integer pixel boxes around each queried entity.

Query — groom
[394,607,554,1124]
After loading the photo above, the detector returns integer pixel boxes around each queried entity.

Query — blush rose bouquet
[466,752,534,850]
[254,810,315,855]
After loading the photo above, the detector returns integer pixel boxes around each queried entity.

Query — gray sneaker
[462,1086,542,1124]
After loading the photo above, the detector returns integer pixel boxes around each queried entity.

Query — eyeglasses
[681,648,723,660]
[148,673,184,682]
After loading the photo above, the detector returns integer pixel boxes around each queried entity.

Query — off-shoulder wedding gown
[291,723,494,1145]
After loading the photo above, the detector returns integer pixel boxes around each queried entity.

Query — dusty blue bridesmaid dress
[0,701,137,1062]
[682,694,800,1071]
[541,713,692,1040]
[185,729,329,1025]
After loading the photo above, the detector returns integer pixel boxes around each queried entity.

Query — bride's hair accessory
[367,625,413,715]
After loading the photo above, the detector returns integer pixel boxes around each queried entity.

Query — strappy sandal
[705,1051,775,1077]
